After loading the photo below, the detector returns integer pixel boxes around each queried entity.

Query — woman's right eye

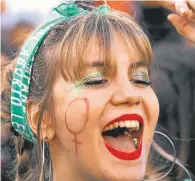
[83,79,108,87]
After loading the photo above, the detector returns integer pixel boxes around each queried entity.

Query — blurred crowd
[1,1,195,181]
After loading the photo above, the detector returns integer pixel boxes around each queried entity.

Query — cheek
[65,98,89,134]
[144,89,159,126]
[80,90,111,126]
[142,89,159,143]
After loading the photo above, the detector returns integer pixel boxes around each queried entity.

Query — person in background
[141,0,195,44]
[139,1,182,44]
[9,21,34,59]
[162,0,195,44]
[1,0,6,14]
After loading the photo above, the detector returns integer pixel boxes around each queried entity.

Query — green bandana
[10,2,110,143]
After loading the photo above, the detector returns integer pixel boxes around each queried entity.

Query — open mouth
[102,114,143,160]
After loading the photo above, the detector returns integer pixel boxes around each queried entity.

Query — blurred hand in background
[161,0,195,43]
[141,0,195,43]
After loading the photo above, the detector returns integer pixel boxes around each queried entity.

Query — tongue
[103,134,136,153]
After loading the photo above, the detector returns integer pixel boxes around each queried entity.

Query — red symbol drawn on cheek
[64,97,89,155]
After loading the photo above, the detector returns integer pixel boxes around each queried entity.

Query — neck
[49,138,90,181]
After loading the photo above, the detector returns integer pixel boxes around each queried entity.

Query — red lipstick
[104,114,143,160]
[105,141,142,160]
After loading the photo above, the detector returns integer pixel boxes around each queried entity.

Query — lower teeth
[124,131,138,149]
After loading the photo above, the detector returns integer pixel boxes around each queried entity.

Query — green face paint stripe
[10,3,110,143]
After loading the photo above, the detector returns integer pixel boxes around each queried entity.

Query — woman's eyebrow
[131,60,149,69]
[86,60,148,69]
[87,61,104,67]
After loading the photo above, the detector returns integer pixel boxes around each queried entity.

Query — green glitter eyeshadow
[70,71,104,92]
[131,70,149,82]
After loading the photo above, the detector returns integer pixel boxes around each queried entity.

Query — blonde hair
[53,9,153,82]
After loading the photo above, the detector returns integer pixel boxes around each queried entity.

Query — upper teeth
[103,120,140,132]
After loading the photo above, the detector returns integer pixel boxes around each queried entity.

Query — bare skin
[49,34,159,181]
[65,97,89,155]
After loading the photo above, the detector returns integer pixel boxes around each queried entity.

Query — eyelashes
[130,80,152,86]
[73,72,107,90]
[74,71,151,90]
[83,79,108,87]
[130,73,152,87]
[83,77,151,88]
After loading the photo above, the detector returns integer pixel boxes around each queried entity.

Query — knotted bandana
[11,2,110,143]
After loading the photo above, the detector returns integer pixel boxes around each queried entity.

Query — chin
[99,160,146,181]
[96,148,147,181]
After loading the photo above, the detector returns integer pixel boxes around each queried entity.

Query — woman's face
[51,34,159,181]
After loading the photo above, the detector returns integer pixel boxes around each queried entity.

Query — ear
[26,101,55,142]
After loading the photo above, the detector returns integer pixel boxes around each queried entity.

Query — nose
[111,82,142,106]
